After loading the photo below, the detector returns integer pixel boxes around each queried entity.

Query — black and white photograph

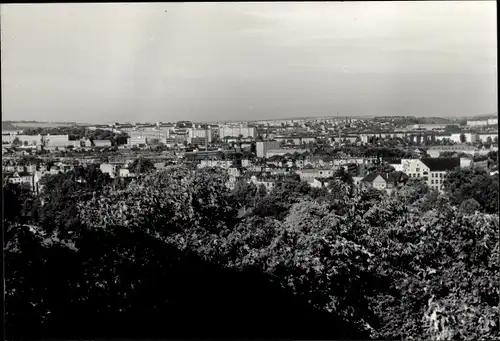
[1,1,498,339]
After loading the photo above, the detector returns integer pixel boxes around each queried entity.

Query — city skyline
[1,2,497,123]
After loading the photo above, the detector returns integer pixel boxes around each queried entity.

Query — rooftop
[421,157,461,171]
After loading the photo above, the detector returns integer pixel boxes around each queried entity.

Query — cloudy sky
[1,2,497,123]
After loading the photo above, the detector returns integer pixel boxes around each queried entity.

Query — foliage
[460,133,467,143]
[128,158,155,174]
[35,166,112,238]
[459,198,481,214]
[443,167,498,213]
[5,164,499,339]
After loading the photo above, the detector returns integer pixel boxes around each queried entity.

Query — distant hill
[2,121,90,130]
[468,113,498,120]
[2,121,18,130]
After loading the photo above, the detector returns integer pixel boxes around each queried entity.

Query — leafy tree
[3,182,35,224]
[334,167,353,184]
[459,198,481,214]
[460,133,467,143]
[129,158,155,174]
[231,180,258,209]
[12,137,22,146]
[443,167,498,213]
[35,166,111,238]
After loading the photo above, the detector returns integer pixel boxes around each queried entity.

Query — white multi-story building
[248,175,276,192]
[100,163,118,178]
[477,133,498,143]
[43,134,70,147]
[256,140,281,158]
[400,157,463,192]
[467,120,488,127]
[487,118,498,126]
[129,130,168,145]
[188,127,212,143]
[450,133,477,144]
[7,134,43,146]
[198,160,233,169]
[219,124,257,139]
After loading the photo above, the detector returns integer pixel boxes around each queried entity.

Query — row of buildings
[2,133,113,151]
[467,118,498,127]
[239,156,473,194]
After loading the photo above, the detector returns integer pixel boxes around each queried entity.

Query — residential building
[119,168,135,178]
[248,175,275,191]
[467,120,488,127]
[129,130,168,145]
[337,135,359,143]
[309,178,330,188]
[11,134,43,146]
[361,171,409,193]
[128,132,147,146]
[227,167,241,178]
[94,140,112,148]
[487,118,498,126]
[190,136,209,147]
[400,157,461,191]
[2,133,16,144]
[256,140,281,158]
[6,171,33,186]
[100,163,118,178]
[420,158,462,191]
[198,160,233,169]
[188,127,212,143]
[450,133,477,144]
[241,159,252,167]
[435,134,453,142]
[219,124,257,139]
[477,133,498,143]
[296,168,335,182]
[43,134,70,147]
[361,173,389,191]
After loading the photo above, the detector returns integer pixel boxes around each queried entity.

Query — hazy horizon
[1,2,497,123]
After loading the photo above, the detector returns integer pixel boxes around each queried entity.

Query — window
[416,168,420,172]
[431,173,434,178]
[431,180,434,184]
[440,173,443,178]
[417,173,420,177]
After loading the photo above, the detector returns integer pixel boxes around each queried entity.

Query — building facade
[256,140,281,158]
[219,125,257,139]
[188,128,212,143]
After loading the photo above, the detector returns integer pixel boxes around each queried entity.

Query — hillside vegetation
[4,166,499,339]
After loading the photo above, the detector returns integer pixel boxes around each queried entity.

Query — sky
[1,2,497,123]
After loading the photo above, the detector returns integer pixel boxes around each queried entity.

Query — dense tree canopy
[443,167,498,214]
[4,164,499,339]
[128,158,155,174]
